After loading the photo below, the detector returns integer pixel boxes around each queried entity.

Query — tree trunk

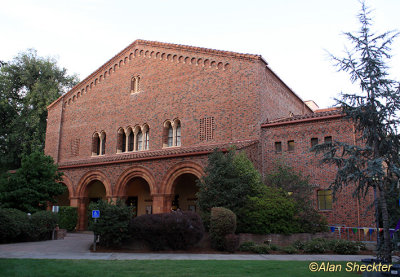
[378,186,392,263]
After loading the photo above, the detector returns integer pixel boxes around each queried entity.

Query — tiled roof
[262,108,344,127]
[58,140,259,168]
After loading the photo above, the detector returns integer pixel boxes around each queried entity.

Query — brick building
[44,40,374,230]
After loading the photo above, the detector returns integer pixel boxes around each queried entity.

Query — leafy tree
[0,151,65,213]
[265,163,328,233]
[0,50,78,172]
[314,1,400,262]
[197,149,298,234]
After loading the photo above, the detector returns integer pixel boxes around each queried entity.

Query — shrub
[209,207,236,250]
[250,244,270,254]
[30,211,58,241]
[269,244,279,251]
[282,246,298,254]
[292,240,305,250]
[330,240,360,254]
[0,208,29,243]
[237,187,297,234]
[89,200,133,248]
[58,206,77,231]
[239,241,256,252]
[224,234,240,253]
[304,238,328,254]
[130,211,204,250]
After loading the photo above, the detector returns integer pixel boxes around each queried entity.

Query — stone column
[77,197,87,231]
[152,194,174,214]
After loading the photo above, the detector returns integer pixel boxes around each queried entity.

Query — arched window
[144,129,149,150]
[168,125,173,147]
[92,133,100,156]
[128,131,134,152]
[137,131,143,151]
[175,121,181,146]
[131,75,140,93]
[117,128,126,153]
[100,132,106,155]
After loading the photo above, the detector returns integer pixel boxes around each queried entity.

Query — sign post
[91,210,100,251]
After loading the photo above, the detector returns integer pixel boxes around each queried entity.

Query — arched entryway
[76,171,112,230]
[124,177,152,216]
[171,173,199,212]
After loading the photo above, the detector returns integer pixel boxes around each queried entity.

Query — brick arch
[76,170,112,198]
[161,161,205,195]
[114,166,156,197]
[60,174,75,198]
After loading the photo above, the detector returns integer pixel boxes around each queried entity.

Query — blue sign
[92,210,100,218]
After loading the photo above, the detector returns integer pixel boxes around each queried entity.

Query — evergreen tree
[0,152,65,213]
[314,1,400,262]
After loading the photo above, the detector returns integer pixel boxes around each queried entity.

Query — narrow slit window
[287,140,295,152]
[275,142,282,153]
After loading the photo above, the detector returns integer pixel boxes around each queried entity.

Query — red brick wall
[261,117,375,228]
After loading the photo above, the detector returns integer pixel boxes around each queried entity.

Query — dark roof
[58,140,259,169]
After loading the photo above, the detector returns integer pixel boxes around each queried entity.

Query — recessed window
[92,132,106,156]
[317,189,333,210]
[128,131,134,152]
[324,136,332,145]
[131,75,140,93]
[311,138,319,147]
[275,141,282,153]
[163,119,182,148]
[175,121,181,146]
[287,140,295,152]
[144,130,149,150]
[167,124,173,147]
[137,131,143,150]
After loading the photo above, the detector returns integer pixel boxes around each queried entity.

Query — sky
[1,0,399,109]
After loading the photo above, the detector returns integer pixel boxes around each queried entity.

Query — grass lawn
[0,259,360,277]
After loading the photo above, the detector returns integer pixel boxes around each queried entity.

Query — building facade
[45,40,374,230]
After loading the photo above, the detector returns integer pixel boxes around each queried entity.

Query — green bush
[303,238,328,254]
[0,208,29,243]
[250,244,270,254]
[89,200,132,248]
[58,206,77,231]
[209,207,236,250]
[237,187,297,234]
[282,246,298,254]
[269,244,279,251]
[292,240,305,250]
[130,211,204,250]
[239,241,256,252]
[30,211,58,241]
[330,240,361,254]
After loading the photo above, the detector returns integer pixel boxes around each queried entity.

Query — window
[167,125,173,147]
[144,130,149,150]
[128,132,134,152]
[175,122,181,146]
[100,132,106,155]
[275,141,282,153]
[311,138,319,147]
[92,133,100,156]
[137,131,143,151]
[324,136,332,144]
[287,140,295,152]
[117,128,125,153]
[122,132,127,153]
[318,190,333,210]
[131,75,140,93]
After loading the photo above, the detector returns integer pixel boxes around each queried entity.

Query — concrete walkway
[0,232,376,261]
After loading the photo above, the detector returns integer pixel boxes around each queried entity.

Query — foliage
[88,200,133,248]
[29,211,58,241]
[224,234,240,253]
[292,240,305,250]
[265,163,328,233]
[0,49,78,172]
[303,238,328,254]
[197,149,263,230]
[130,211,204,251]
[0,208,58,243]
[0,151,64,213]
[209,207,237,250]
[237,186,297,234]
[0,208,29,243]
[282,246,298,254]
[239,241,256,252]
[58,206,78,231]
[330,240,361,255]
[313,1,400,262]
[302,238,362,254]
